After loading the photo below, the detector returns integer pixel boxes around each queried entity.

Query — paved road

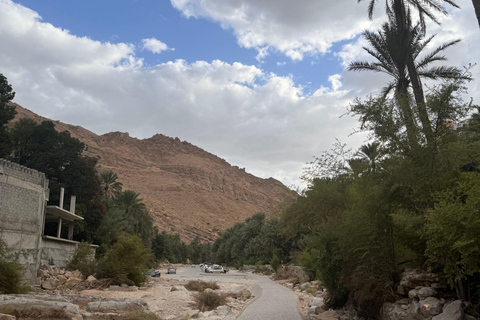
[161,266,302,320]
[237,273,302,320]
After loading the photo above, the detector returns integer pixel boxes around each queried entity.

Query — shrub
[96,234,152,286]
[67,242,96,276]
[254,265,273,275]
[0,238,30,294]
[122,310,161,320]
[270,253,281,272]
[194,290,226,312]
[185,280,219,292]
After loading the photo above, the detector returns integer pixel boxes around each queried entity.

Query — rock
[418,287,437,300]
[41,278,59,290]
[0,295,82,320]
[86,275,97,282]
[314,310,340,320]
[66,277,83,289]
[87,299,147,313]
[226,286,251,300]
[381,302,410,320]
[418,297,443,318]
[0,314,16,320]
[309,297,325,309]
[215,305,232,317]
[171,285,188,292]
[398,269,439,296]
[71,270,83,279]
[432,300,464,320]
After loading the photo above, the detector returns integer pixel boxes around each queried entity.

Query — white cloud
[142,38,169,54]
[171,0,378,60]
[0,0,366,188]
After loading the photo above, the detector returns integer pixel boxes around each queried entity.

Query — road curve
[237,273,302,320]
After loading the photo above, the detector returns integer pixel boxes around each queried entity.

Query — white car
[206,264,225,273]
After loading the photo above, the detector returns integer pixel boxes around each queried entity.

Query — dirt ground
[80,266,255,320]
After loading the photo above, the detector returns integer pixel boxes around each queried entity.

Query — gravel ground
[81,266,255,320]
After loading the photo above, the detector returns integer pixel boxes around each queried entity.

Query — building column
[68,222,74,240]
[56,217,62,238]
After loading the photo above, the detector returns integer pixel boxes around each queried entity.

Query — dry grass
[122,310,161,320]
[185,280,220,292]
[193,290,227,312]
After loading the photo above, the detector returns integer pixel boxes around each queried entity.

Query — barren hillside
[12,104,296,242]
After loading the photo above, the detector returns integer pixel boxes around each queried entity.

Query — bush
[254,265,273,275]
[0,238,30,294]
[67,242,96,276]
[96,234,152,286]
[185,280,219,292]
[270,253,281,272]
[122,310,161,320]
[194,290,226,312]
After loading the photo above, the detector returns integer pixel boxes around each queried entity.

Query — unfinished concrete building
[0,158,86,283]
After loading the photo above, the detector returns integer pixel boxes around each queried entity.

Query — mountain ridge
[11,103,296,242]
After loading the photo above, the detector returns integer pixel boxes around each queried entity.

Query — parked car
[205,264,224,273]
[145,269,161,277]
[167,267,176,274]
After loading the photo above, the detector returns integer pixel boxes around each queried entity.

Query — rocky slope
[12,104,296,242]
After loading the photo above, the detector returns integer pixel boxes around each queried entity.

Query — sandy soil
[80,267,255,320]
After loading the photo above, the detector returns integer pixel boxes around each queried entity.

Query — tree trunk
[396,82,419,150]
[473,0,480,28]
[406,58,435,147]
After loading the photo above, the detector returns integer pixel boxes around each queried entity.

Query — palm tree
[100,170,123,202]
[349,10,463,148]
[113,190,153,243]
[356,142,384,172]
[358,0,460,147]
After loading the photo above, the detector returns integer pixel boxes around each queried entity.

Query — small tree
[0,73,16,158]
[96,234,152,286]
[0,238,30,294]
[270,253,281,272]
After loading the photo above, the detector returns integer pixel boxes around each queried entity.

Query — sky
[0,0,479,189]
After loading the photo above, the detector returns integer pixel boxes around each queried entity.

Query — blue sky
[1,0,479,188]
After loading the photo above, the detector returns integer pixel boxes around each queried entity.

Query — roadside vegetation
[0,238,30,294]
[185,280,220,292]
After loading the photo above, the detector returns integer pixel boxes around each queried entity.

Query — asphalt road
[237,273,302,320]
[161,266,302,320]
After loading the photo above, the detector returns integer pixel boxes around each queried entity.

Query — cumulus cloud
[171,0,379,60]
[142,38,169,54]
[0,0,365,188]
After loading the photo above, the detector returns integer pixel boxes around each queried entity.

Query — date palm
[358,0,460,147]
[349,10,463,148]
[100,170,123,203]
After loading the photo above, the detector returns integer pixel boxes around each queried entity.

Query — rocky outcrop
[12,103,296,242]
[381,269,472,320]
[0,293,153,320]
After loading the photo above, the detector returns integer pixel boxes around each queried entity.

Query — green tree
[99,170,123,206]
[0,73,16,158]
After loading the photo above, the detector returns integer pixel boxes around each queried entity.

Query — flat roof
[46,206,84,221]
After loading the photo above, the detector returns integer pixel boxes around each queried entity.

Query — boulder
[432,300,464,320]
[170,285,188,292]
[398,269,439,296]
[226,286,251,300]
[381,302,410,320]
[0,295,82,320]
[41,278,59,290]
[0,314,16,320]
[408,287,437,300]
[215,305,232,317]
[87,299,147,313]
[414,297,443,318]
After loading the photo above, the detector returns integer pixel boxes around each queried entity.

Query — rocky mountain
[12,104,296,242]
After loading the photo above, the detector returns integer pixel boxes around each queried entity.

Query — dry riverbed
[80,266,255,320]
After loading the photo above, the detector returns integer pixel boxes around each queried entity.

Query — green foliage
[0,238,30,294]
[67,242,96,276]
[270,253,281,272]
[0,73,16,158]
[97,234,152,286]
[425,173,480,286]
[194,290,227,312]
[185,280,219,292]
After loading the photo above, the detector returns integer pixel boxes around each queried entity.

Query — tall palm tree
[100,170,123,201]
[358,0,460,147]
[349,10,463,148]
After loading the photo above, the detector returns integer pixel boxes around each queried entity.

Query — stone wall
[0,159,49,283]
